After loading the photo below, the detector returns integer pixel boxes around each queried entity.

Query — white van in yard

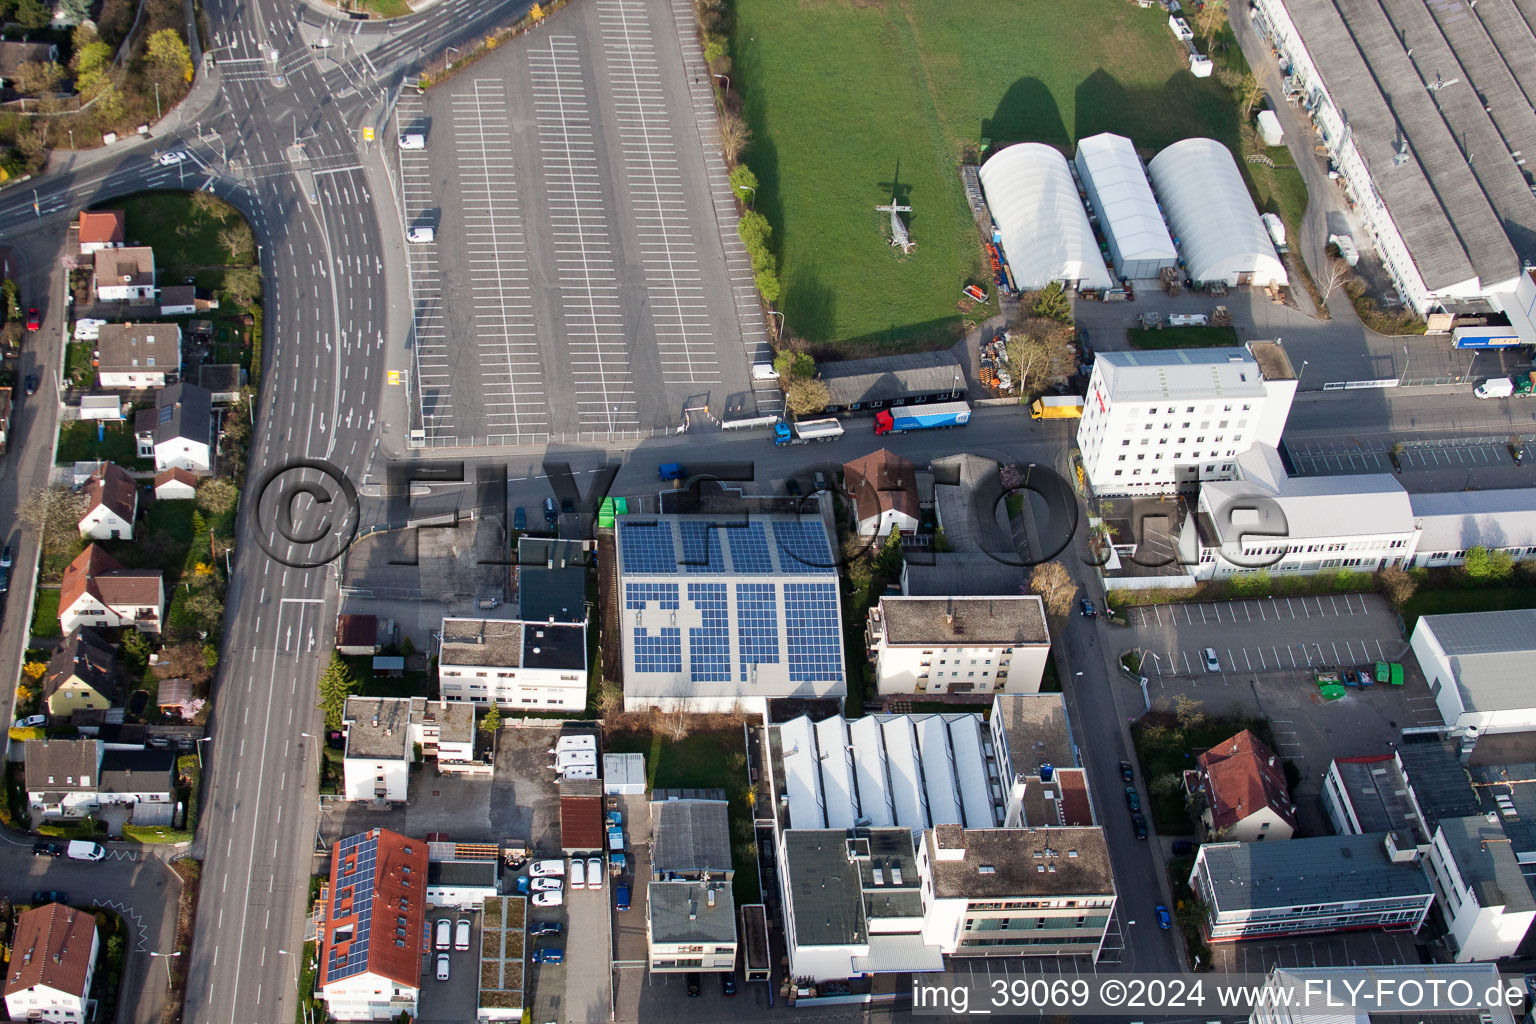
[571,858,586,889]
[67,841,105,861]
[435,918,451,950]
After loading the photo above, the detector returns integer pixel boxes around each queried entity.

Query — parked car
[785,478,802,496]
[24,308,39,331]
[32,891,68,904]
[531,948,564,964]
[1204,648,1221,672]
[513,507,527,531]
[530,878,563,893]
[14,715,46,729]
[530,859,565,877]
[532,890,563,908]
[1124,786,1140,813]
[686,973,702,998]
[529,921,562,937]
[1,545,12,568]
[1155,905,1172,930]
[721,972,737,997]
[407,226,435,244]
[1131,813,1148,840]
[32,842,62,858]
[587,857,602,889]
[435,918,451,950]
[399,133,426,150]
[570,858,586,889]
[561,498,574,515]
[435,954,450,981]
[1119,761,1134,783]
[813,471,828,491]
[1079,598,1098,618]
[615,885,630,911]
[24,374,37,396]
[454,918,470,951]
[543,497,558,525]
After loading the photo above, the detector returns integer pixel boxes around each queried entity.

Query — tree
[1463,545,1515,582]
[55,0,92,23]
[1318,256,1351,307]
[218,224,254,264]
[316,653,358,730]
[729,163,759,206]
[655,709,691,742]
[221,267,262,308]
[144,28,194,90]
[754,268,781,304]
[22,661,46,681]
[18,486,86,538]
[1194,0,1228,45]
[479,704,501,734]
[196,478,239,517]
[873,529,904,581]
[1173,693,1206,731]
[13,0,50,29]
[11,61,64,99]
[718,112,751,164]
[1239,74,1267,121]
[1006,316,1076,397]
[528,2,545,19]
[1029,282,1073,324]
[702,34,728,67]
[785,378,829,417]
[1149,772,1183,799]
[1376,566,1417,610]
[737,211,772,267]
[72,39,112,78]
[773,350,814,380]
[1029,561,1078,620]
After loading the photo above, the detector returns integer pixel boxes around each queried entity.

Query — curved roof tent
[1072,133,1178,280]
[1147,138,1289,288]
[979,143,1113,292]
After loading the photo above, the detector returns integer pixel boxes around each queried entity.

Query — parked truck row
[1474,373,1536,399]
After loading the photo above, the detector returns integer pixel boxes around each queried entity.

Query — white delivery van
[1475,377,1515,399]
[407,226,435,244]
[751,362,780,382]
[398,133,425,150]
[454,919,470,951]
[570,858,586,889]
[529,859,565,878]
[435,918,451,950]
[67,841,105,861]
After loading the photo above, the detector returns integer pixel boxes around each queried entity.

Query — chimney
[688,898,697,921]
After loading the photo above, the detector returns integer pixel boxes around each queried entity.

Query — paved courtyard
[1208,929,1423,973]
[318,769,496,843]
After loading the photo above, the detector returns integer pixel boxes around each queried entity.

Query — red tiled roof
[78,210,125,246]
[336,614,378,650]
[844,448,919,523]
[319,829,427,991]
[83,462,137,523]
[154,468,199,491]
[1197,729,1298,833]
[4,903,96,998]
[60,544,161,614]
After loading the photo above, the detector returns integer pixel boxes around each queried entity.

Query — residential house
[1192,729,1297,842]
[134,382,213,474]
[437,617,588,712]
[77,462,138,540]
[3,903,98,1024]
[425,859,500,910]
[25,739,103,820]
[158,285,196,316]
[648,794,737,973]
[93,246,156,302]
[59,545,163,634]
[41,628,117,717]
[97,749,177,826]
[0,41,59,91]
[1411,609,1536,741]
[77,209,125,254]
[844,449,919,538]
[514,537,589,624]
[340,697,475,803]
[865,595,1051,696]
[317,830,428,1021]
[153,468,199,501]
[94,322,181,389]
[197,363,244,404]
[989,694,1094,829]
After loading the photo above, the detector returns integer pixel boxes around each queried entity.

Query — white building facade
[437,618,588,711]
[865,596,1051,696]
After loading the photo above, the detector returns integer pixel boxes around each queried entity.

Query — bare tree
[18,486,86,538]
[718,112,751,164]
[655,709,692,742]
[1173,693,1206,731]
[1317,256,1351,306]
[1376,565,1417,610]
[11,60,64,99]
[1029,561,1078,620]
[1006,315,1076,397]
[1195,0,1229,46]
[1240,75,1267,122]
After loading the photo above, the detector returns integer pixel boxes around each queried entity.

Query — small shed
[372,656,405,676]
[560,777,605,853]
[158,679,194,715]
[154,468,199,502]
[603,753,646,795]
[336,614,380,656]
[79,395,123,421]
[1257,110,1284,147]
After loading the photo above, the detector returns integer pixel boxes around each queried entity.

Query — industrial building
[1411,609,1536,739]
[865,596,1051,697]
[1147,138,1289,289]
[979,143,1113,292]
[1073,133,1178,280]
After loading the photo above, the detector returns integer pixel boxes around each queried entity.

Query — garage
[1147,137,1289,288]
[979,142,1113,292]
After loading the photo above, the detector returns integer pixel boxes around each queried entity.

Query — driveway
[1209,928,1422,973]
[490,724,574,854]
[318,768,495,843]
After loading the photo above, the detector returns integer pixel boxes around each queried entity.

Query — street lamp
[149,950,181,993]
[766,310,784,338]
[195,736,212,771]
[735,183,756,208]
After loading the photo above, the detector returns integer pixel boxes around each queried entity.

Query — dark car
[32,842,62,858]
[530,948,564,964]
[1119,760,1134,783]
[513,507,527,531]
[25,308,39,331]
[543,497,558,525]
[561,498,574,515]
[1124,786,1141,813]
[23,374,37,396]
[529,921,562,937]
[1079,598,1098,618]
[686,973,702,998]
[1155,905,1172,930]
[32,891,68,904]
[721,972,737,997]
[785,478,802,497]
[1131,813,1148,840]
[1,545,12,569]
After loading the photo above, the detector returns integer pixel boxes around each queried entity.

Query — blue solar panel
[736,582,780,680]
[688,583,731,682]
[634,627,682,674]
[726,522,774,574]
[625,582,679,610]
[327,832,379,981]
[679,522,727,574]
[783,582,843,683]
[772,521,835,574]
[619,521,678,574]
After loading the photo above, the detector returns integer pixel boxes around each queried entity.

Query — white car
[398,133,425,150]
[1204,648,1221,673]
[435,953,450,981]
[587,857,603,890]
[570,858,586,889]
[532,890,563,908]
[454,918,470,951]
[530,877,563,893]
[407,226,435,244]
[529,859,564,878]
[12,715,46,730]
[158,150,188,166]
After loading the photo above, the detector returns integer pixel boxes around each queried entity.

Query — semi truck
[1030,396,1084,420]
[1474,374,1535,399]
[873,401,971,435]
[773,418,844,446]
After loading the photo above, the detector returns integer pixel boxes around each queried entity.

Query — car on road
[158,150,188,166]
[1131,813,1148,840]
[454,918,470,951]
[530,858,564,878]
[529,921,562,937]
[1,545,12,568]
[32,891,68,904]
[1119,760,1134,783]
[435,918,451,950]
[15,715,46,730]
[530,878,563,893]
[32,842,62,857]
[561,498,574,516]
[530,948,564,964]
[1079,598,1098,618]
[399,133,426,150]
[0,565,10,593]
[587,857,602,889]
[813,471,828,491]
[1124,786,1140,813]
[24,374,37,396]
[532,890,563,908]
[721,972,737,997]
[435,953,450,981]
[25,308,39,331]
[513,507,527,531]
[1204,648,1221,672]
[543,497,558,525]
[1155,905,1172,930]
[407,226,435,244]
[686,973,702,998]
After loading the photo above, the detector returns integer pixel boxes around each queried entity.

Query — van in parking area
[571,858,586,889]
[399,133,425,150]
[408,226,435,244]
[66,841,105,861]
[455,918,470,951]
[435,918,451,950]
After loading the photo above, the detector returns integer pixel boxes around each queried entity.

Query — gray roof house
[25,739,104,819]
[1411,609,1536,738]
[651,794,733,879]
[134,382,214,474]
[817,351,967,413]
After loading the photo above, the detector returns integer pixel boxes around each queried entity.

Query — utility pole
[155,81,161,121]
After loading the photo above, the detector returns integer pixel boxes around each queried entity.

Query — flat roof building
[1411,609,1536,739]
[1408,489,1536,569]
[438,617,588,711]
[816,351,967,414]
[866,595,1051,697]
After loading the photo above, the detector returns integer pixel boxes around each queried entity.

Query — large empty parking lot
[395,0,758,446]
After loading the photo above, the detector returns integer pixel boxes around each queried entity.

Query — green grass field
[732,0,1245,347]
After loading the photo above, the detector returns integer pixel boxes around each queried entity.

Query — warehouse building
[1073,133,1178,281]
[1148,139,1288,289]
[1249,0,1535,319]
[979,143,1113,292]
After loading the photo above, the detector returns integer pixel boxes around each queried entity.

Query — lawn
[343,654,430,699]
[732,0,1244,347]
[30,590,60,639]
[1402,584,1536,632]
[112,192,255,296]
[605,729,760,905]
[1128,326,1242,349]
[55,419,145,467]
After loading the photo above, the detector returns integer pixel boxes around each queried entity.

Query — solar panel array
[618,521,678,574]
[772,521,835,574]
[784,583,844,683]
[327,832,379,981]
[726,522,775,574]
[625,582,679,610]
[679,521,727,573]
[688,583,731,682]
[634,627,683,674]
[736,582,780,680]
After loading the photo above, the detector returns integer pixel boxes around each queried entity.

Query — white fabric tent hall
[1073,132,1178,280]
[979,143,1113,292]
[1148,137,1289,288]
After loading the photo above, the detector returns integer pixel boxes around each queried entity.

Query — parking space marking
[450,79,549,443]
[529,36,640,434]
[396,94,455,445]
[599,0,719,385]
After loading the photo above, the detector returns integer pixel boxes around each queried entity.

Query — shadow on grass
[981,76,1068,152]
[783,266,837,344]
